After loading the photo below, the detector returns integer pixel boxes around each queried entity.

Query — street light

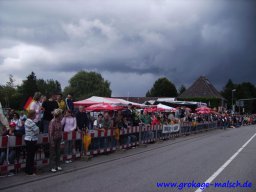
[232,89,236,114]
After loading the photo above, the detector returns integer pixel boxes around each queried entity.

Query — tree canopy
[0,72,62,109]
[221,79,256,113]
[146,77,177,97]
[63,71,112,100]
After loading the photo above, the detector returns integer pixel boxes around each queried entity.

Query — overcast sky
[0,0,255,97]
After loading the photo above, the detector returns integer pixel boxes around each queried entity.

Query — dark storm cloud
[0,0,255,96]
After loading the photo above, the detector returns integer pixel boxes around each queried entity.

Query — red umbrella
[197,110,211,114]
[145,104,176,113]
[144,106,157,113]
[195,107,211,111]
[85,103,124,112]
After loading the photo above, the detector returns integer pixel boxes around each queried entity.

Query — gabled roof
[178,76,225,100]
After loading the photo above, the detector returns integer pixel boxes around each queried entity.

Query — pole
[232,90,233,112]
[231,89,236,114]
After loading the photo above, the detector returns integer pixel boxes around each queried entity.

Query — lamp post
[232,89,236,114]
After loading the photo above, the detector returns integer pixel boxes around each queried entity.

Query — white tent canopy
[156,104,177,112]
[74,96,146,108]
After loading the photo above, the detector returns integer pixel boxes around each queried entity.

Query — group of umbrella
[74,96,215,114]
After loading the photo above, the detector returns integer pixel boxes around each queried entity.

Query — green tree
[221,79,256,113]
[37,79,62,96]
[17,72,38,108]
[235,82,256,113]
[63,71,112,100]
[0,74,21,109]
[221,79,236,108]
[18,72,38,97]
[146,77,177,97]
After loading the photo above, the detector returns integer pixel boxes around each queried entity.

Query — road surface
[1,125,256,192]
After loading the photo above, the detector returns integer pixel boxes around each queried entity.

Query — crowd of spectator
[0,92,256,175]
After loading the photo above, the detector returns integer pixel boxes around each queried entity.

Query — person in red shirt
[151,113,160,126]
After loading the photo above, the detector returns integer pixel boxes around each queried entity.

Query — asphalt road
[1,125,256,192]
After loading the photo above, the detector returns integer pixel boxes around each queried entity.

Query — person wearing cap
[48,109,63,173]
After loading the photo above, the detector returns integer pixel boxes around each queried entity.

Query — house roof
[178,76,225,100]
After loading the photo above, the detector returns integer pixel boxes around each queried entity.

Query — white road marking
[195,132,256,192]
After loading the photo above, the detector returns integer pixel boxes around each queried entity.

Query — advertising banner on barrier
[162,124,180,133]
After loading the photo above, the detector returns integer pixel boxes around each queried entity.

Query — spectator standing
[56,93,66,111]
[30,92,42,127]
[24,110,39,175]
[87,112,95,130]
[42,94,59,133]
[62,110,77,163]
[93,114,104,129]
[124,103,133,126]
[10,112,22,131]
[7,109,15,121]
[48,109,63,173]
[76,106,88,132]
[114,111,127,129]
[151,113,160,126]
[76,106,88,152]
[0,123,18,165]
[19,117,26,135]
[103,112,113,129]
[92,114,104,149]
[140,110,153,141]
[65,94,74,113]
[19,111,27,121]
[140,110,152,125]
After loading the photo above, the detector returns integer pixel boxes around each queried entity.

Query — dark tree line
[221,79,256,113]
[0,71,112,109]
[0,72,62,109]
[1,71,255,113]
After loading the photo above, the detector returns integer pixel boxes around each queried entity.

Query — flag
[24,97,33,111]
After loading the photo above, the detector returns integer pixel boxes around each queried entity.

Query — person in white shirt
[61,110,77,163]
[24,110,39,175]
[29,92,42,130]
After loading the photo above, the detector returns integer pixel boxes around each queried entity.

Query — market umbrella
[85,103,124,112]
[145,104,176,113]
[195,107,211,111]
[197,110,211,114]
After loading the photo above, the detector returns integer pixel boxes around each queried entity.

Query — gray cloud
[0,0,255,96]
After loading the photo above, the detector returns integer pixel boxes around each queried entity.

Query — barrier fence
[0,121,218,175]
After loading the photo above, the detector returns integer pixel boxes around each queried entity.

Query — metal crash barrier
[0,121,219,175]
